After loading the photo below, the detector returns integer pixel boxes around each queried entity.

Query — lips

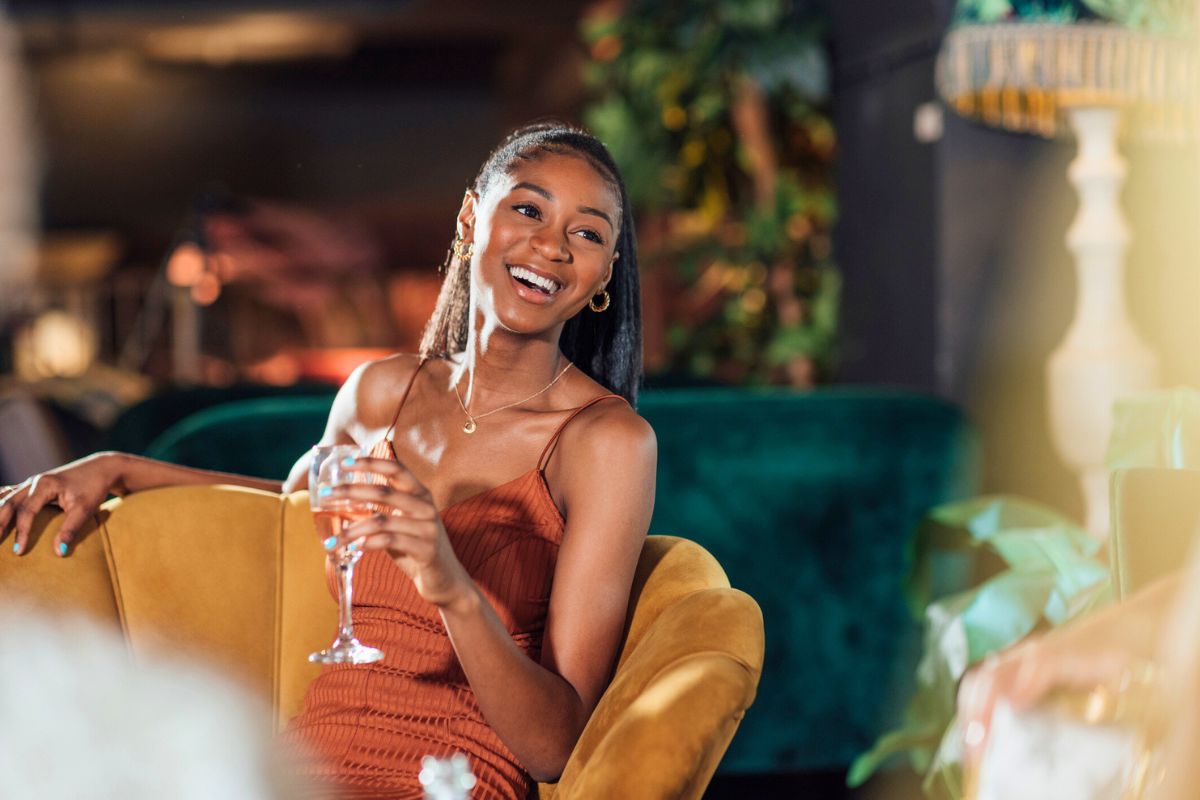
[506,264,563,299]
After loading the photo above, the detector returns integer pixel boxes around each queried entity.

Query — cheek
[579,252,613,287]
[477,218,524,253]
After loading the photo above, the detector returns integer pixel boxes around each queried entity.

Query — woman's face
[462,152,620,337]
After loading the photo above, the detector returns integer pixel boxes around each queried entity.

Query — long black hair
[418,121,643,406]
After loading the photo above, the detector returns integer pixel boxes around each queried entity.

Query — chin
[490,304,571,338]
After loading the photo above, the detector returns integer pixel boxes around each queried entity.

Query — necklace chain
[453,360,573,434]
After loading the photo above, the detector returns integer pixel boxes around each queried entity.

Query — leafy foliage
[848,496,1111,798]
[581,0,839,385]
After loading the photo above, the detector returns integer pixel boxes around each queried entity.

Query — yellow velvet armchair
[0,485,764,799]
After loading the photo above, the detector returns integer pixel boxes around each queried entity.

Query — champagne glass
[308,444,385,665]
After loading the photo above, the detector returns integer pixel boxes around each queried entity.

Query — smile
[507,264,563,297]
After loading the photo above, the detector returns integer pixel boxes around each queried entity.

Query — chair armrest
[545,588,764,800]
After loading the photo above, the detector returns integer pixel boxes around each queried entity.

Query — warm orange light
[14,310,96,379]
[590,34,622,62]
[166,242,205,287]
[142,14,356,66]
[190,272,222,306]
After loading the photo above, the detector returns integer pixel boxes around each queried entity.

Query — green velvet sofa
[136,386,978,773]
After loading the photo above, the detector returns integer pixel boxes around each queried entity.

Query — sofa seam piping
[271,491,286,733]
[98,503,130,644]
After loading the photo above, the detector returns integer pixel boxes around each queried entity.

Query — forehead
[492,152,620,213]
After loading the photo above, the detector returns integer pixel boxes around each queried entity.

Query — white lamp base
[1046,106,1157,540]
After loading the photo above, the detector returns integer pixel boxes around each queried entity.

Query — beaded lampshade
[937,22,1198,141]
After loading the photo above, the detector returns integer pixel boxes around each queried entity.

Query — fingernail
[323,536,338,551]
[341,456,356,467]
[317,486,332,498]
[964,720,986,749]
[57,542,68,557]
[11,541,18,554]
[347,540,360,553]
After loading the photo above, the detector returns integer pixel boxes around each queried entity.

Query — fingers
[54,504,95,558]
[341,456,429,498]
[326,512,437,560]
[958,640,1136,767]
[0,481,30,548]
[958,663,999,766]
[327,483,434,519]
[12,476,60,556]
[958,644,1046,766]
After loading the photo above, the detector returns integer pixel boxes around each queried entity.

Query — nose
[529,229,571,262]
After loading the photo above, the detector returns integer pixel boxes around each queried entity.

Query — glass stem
[337,554,357,643]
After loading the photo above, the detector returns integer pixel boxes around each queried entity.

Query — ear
[602,252,618,288]
[456,189,477,240]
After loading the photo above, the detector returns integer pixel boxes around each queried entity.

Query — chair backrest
[0,485,333,735]
[144,396,333,481]
[1,486,763,797]
[1110,468,1200,599]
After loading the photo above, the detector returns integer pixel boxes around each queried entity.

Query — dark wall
[823,0,944,391]
[29,44,509,266]
[20,2,590,266]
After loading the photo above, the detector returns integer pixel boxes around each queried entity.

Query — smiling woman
[420,121,643,405]
[1,120,658,800]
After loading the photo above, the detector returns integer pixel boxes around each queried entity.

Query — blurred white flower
[0,613,306,800]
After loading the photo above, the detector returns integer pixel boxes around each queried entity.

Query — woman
[1,121,657,799]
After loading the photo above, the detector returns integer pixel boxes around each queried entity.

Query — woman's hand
[325,456,473,610]
[0,452,125,557]
[957,633,1138,766]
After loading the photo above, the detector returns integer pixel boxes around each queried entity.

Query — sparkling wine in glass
[308,444,385,665]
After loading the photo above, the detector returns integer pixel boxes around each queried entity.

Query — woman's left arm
[331,408,656,782]
[442,409,656,781]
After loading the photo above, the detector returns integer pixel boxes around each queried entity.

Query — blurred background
[2,0,1198,797]
[6,0,1196,522]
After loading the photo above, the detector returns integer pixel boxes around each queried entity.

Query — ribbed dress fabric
[281,360,625,799]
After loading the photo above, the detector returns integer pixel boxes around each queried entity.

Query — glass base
[308,639,385,665]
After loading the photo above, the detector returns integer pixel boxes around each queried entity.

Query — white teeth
[508,265,560,295]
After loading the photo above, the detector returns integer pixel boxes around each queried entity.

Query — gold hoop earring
[589,289,611,313]
[451,237,474,261]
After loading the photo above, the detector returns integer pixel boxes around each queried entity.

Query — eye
[575,228,605,245]
[512,203,541,219]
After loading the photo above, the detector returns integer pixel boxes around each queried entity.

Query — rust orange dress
[281,360,625,799]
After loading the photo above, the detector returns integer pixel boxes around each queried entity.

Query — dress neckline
[373,440,565,528]
[375,358,626,529]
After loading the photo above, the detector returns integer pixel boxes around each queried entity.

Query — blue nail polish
[57,542,68,556]
[317,486,332,498]
[11,541,18,553]
[341,455,356,467]
[347,540,360,553]
[323,536,338,551]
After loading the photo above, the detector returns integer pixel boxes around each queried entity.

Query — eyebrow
[512,181,614,232]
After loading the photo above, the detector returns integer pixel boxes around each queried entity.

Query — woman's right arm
[0,356,392,557]
[0,452,284,556]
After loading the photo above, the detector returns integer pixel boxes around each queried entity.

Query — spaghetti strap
[383,358,428,441]
[537,393,627,471]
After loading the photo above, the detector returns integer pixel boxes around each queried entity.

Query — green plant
[581,0,838,386]
[849,496,1111,799]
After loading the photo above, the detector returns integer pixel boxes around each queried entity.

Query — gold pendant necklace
[453,360,573,434]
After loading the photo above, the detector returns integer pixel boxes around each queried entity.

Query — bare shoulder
[553,396,656,543]
[332,353,426,435]
[559,395,657,472]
